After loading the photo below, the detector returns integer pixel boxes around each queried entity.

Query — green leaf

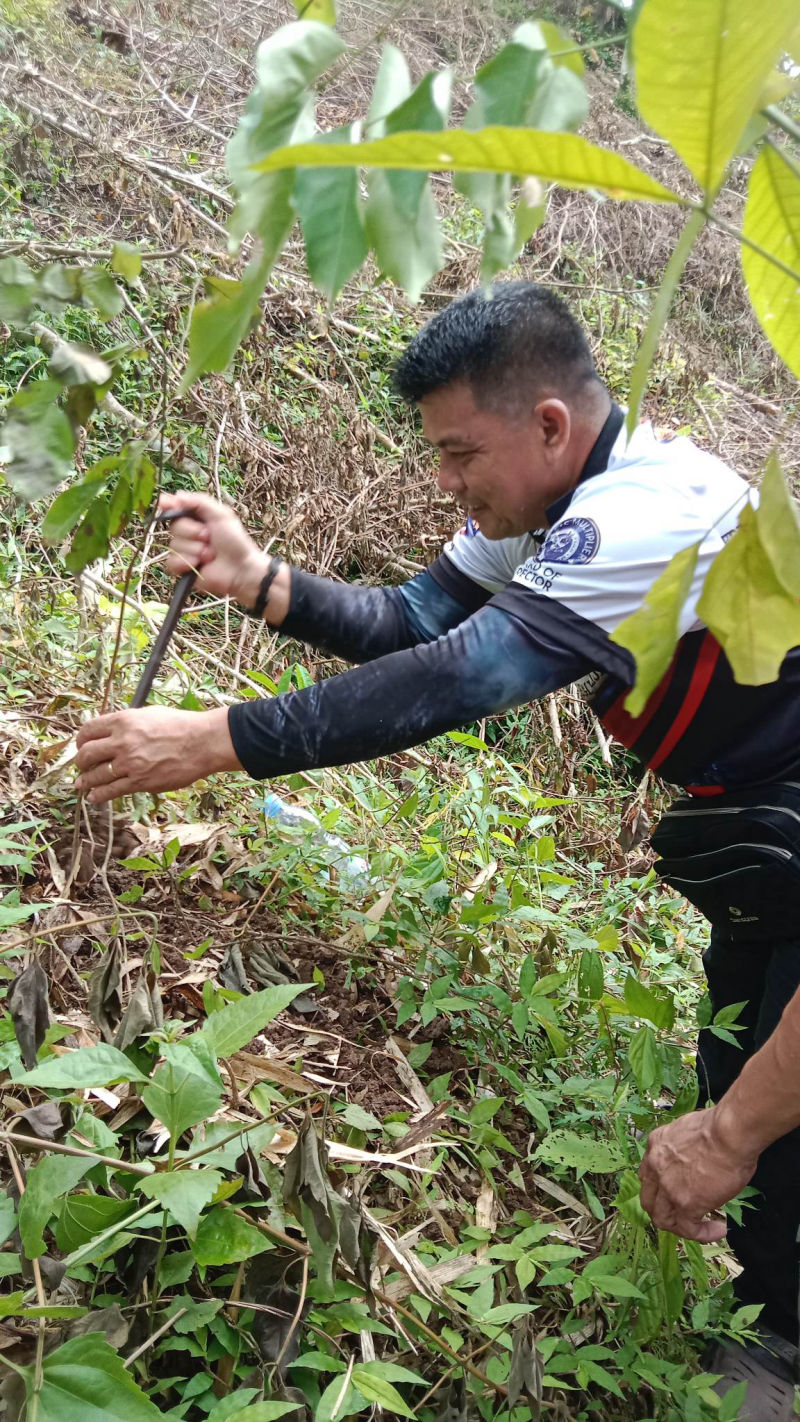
[742,143,800,380]
[0,255,38,320]
[315,1379,369,1422]
[229,1408,312,1422]
[611,540,701,715]
[535,1129,624,1174]
[624,974,675,1030]
[54,1195,135,1253]
[227,21,344,244]
[181,253,272,391]
[0,1197,17,1248]
[1,384,75,503]
[589,1273,645,1300]
[80,267,124,320]
[42,468,113,543]
[64,494,110,573]
[198,982,313,1059]
[291,0,335,22]
[294,125,368,300]
[577,950,603,1002]
[633,0,799,192]
[350,1368,415,1418]
[110,242,142,282]
[658,1228,684,1324]
[18,1333,163,1422]
[363,64,450,301]
[352,1362,425,1387]
[142,1056,223,1141]
[697,499,800,684]
[624,206,706,433]
[254,128,680,204]
[19,1044,147,1089]
[628,1024,661,1096]
[339,1102,383,1132]
[755,452,800,598]
[48,341,113,389]
[140,1169,223,1238]
[193,1206,272,1265]
[19,1155,96,1259]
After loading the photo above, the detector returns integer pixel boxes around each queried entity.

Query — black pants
[698,928,800,1343]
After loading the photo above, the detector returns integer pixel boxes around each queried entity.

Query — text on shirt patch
[541,516,601,565]
[513,558,563,593]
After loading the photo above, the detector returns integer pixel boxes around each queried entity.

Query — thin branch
[763,104,800,147]
[125,1307,188,1365]
[0,1131,152,1177]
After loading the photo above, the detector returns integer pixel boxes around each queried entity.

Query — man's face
[419,381,575,540]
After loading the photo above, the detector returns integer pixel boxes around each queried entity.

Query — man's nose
[436,454,465,496]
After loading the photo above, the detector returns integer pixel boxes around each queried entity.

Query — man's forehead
[419,383,496,444]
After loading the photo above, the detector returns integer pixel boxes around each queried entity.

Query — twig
[0,1131,152,1177]
[125,1307,188,1365]
[272,1252,310,1373]
[5,1143,47,1413]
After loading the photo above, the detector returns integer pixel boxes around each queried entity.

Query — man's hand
[75,707,242,804]
[639,1106,759,1243]
[158,492,268,606]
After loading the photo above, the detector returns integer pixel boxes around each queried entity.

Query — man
[640,981,800,1412]
[75,282,800,1416]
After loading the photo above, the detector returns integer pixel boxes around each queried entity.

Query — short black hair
[393,280,601,411]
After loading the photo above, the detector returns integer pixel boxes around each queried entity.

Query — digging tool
[129,509,196,708]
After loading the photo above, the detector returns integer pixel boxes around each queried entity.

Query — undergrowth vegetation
[1,0,799,1417]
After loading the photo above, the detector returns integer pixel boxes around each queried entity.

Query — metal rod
[130,511,197,707]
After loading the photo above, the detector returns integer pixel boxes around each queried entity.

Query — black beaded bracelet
[244,556,283,619]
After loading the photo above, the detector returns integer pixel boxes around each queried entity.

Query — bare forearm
[714,984,800,1157]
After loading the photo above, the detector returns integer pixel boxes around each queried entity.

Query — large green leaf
[182,251,273,391]
[1,381,75,503]
[18,1155,96,1259]
[19,1333,163,1422]
[350,1368,415,1418]
[198,982,313,1059]
[54,1194,135,1253]
[19,1044,147,1088]
[611,540,701,715]
[697,499,800,683]
[0,255,38,320]
[79,268,124,320]
[742,143,800,379]
[140,1169,223,1239]
[227,20,344,244]
[42,466,114,544]
[142,1055,223,1142]
[64,493,111,574]
[535,1129,625,1174]
[628,1025,661,1095]
[294,125,368,301]
[291,0,335,20]
[363,62,450,301]
[254,127,680,203]
[193,1206,273,1265]
[633,0,798,192]
[754,451,800,597]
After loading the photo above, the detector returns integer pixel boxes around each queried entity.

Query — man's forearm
[227,601,589,779]
[713,984,800,1158]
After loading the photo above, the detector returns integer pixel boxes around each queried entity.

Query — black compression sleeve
[279,566,479,662]
[228,601,593,779]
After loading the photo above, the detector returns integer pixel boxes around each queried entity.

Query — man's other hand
[639,1107,759,1243]
[158,492,268,605]
[75,706,242,803]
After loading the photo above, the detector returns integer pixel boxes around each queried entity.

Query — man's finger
[76,716,115,749]
[86,773,132,805]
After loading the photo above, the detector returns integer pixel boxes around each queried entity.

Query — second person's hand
[158,491,268,604]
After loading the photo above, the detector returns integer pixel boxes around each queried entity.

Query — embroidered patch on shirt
[542,516,601,565]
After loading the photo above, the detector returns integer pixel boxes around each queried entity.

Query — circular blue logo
[542,516,600,565]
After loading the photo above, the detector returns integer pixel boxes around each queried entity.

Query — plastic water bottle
[260,792,371,896]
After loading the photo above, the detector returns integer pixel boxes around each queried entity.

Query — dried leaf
[88,941,122,1043]
[19,1102,65,1141]
[282,1115,364,1298]
[115,969,163,1049]
[508,1316,543,1416]
[235,1146,271,1204]
[219,945,250,996]
[8,962,50,1070]
[246,942,316,1014]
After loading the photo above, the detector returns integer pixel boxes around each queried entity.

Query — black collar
[544,401,625,527]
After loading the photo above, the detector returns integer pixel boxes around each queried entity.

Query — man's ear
[536,398,571,451]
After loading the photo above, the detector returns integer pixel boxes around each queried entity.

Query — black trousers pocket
[656,842,800,940]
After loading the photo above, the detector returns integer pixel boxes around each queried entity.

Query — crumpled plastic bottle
[260,792,371,896]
